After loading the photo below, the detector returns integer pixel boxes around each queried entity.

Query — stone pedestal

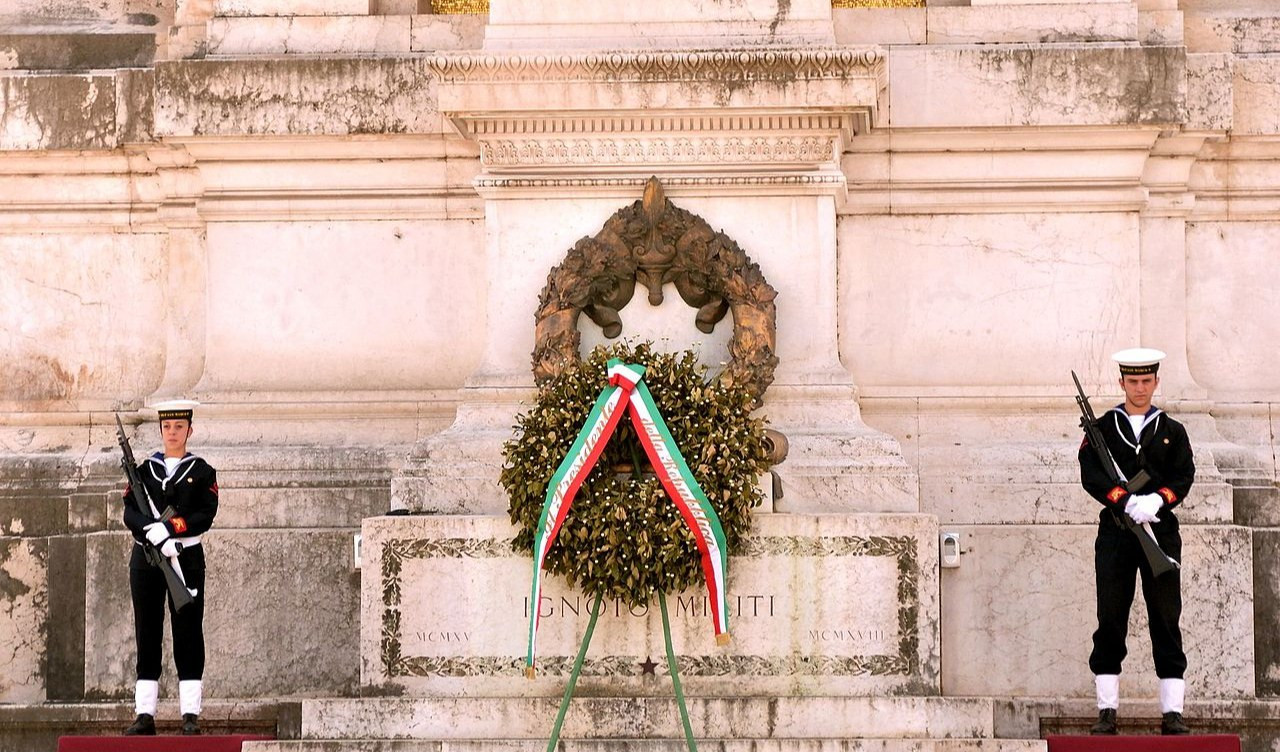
[361,513,940,697]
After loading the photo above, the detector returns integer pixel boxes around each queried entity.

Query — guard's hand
[143,522,169,546]
[1135,493,1163,519]
[160,539,181,558]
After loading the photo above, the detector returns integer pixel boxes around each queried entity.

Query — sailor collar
[1106,405,1163,453]
[147,452,200,489]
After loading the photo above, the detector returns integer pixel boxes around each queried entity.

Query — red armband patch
[210,482,219,496]
[1158,487,1177,504]
[170,516,188,534]
[1106,486,1127,504]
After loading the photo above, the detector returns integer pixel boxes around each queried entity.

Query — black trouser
[129,543,206,681]
[1089,512,1186,678]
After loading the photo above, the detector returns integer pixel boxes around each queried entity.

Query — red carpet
[58,735,273,751]
[1046,735,1240,752]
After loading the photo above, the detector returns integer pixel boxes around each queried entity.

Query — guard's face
[160,419,193,454]
[1119,374,1158,411]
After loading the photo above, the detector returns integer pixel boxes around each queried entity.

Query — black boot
[1090,708,1118,735]
[124,713,155,736]
[180,713,202,735]
[1162,711,1191,735]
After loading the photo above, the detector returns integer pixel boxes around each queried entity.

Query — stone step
[299,697,996,741]
[245,740,1047,752]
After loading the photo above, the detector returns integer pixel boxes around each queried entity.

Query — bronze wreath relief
[532,177,780,408]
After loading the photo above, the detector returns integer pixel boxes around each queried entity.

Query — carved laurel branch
[428,47,884,85]
[531,177,779,407]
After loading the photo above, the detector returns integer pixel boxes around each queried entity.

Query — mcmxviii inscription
[379,534,920,680]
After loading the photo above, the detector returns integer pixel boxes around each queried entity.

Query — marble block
[154,57,442,138]
[482,0,836,50]
[361,513,941,697]
[208,16,411,55]
[0,538,47,703]
[214,0,371,16]
[925,4,1138,44]
[1231,56,1280,137]
[941,524,1255,700]
[83,529,361,699]
[887,45,1184,128]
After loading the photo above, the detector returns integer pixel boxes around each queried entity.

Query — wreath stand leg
[545,592,604,752]
[659,591,699,752]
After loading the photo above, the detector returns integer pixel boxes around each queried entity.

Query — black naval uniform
[121,452,219,683]
[1079,405,1194,679]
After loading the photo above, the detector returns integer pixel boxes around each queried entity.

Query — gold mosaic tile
[430,0,488,13]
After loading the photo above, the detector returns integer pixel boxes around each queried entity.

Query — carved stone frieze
[532,177,779,407]
[482,135,838,168]
[428,47,883,85]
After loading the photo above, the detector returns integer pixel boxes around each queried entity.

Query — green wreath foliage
[502,342,769,609]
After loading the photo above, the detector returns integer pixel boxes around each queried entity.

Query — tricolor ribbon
[525,359,731,678]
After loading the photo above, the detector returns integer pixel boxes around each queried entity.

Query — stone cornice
[428,46,883,85]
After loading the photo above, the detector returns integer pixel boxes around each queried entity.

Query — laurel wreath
[502,342,769,609]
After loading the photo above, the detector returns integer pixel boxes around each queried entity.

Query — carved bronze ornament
[532,177,779,408]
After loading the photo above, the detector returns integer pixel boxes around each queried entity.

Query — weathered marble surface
[198,220,483,395]
[1186,221,1280,400]
[1232,55,1280,136]
[0,73,120,150]
[888,45,1184,128]
[0,538,47,703]
[925,4,1138,44]
[0,233,167,406]
[942,524,1255,699]
[361,514,940,697]
[208,15,412,55]
[83,529,361,699]
[154,57,443,137]
[213,0,371,16]
[482,0,836,50]
[833,8,925,45]
[297,696,994,740]
[839,213,1139,391]
[1254,530,1280,696]
[1186,52,1234,131]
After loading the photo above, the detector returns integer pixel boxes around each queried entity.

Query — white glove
[143,522,169,546]
[1136,493,1163,518]
[160,539,181,558]
[1126,493,1162,524]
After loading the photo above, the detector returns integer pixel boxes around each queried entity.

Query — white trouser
[135,679,158,716]
[1095,674,1119,710]
[180,679,203,716]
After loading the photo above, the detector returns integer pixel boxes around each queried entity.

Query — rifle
[115,414,197,611]
[1071,372,1180,577]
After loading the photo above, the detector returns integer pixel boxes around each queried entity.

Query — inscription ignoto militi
[379,534,920,679]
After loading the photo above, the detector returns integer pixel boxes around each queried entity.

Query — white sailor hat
[1112,348,1166,376]
[150,399,200,422]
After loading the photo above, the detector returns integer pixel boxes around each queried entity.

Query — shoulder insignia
[210,482,219,495]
